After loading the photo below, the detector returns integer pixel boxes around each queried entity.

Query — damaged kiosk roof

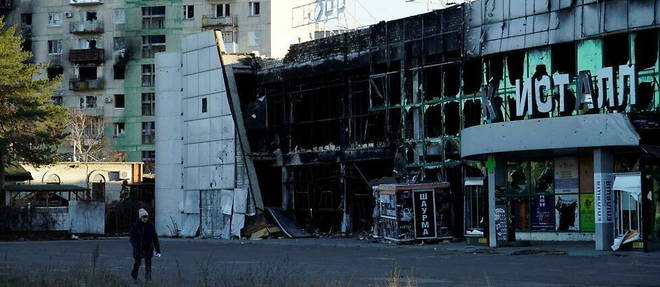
[460,113,640,158]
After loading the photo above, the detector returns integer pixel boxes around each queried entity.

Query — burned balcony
[201,15,237,28]
[69,78,103,91]
[69,48,104,63]
[69,0,103,5]
[70,21,104,34]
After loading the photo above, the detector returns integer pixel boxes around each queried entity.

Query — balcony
[69,48,104,63]
[69,0,103,5]
[201,15,237,28]
[70,21,104,34]
[69,79,104,91]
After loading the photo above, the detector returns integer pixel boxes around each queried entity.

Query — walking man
[130,208,161,281]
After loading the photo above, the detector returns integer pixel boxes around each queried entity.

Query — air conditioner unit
[104,97,112,103]
[120,171,129,179]
[65,11,73,18]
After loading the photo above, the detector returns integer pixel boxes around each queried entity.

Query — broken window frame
[142,6,166,29]
[142,35,166,58]
[142,93,155,116]
[142,121,155,144]
[141,64,155,87]
[113,122,125,137]
[114,94,125,108]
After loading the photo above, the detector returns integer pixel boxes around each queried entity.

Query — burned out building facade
[156,0,660,250]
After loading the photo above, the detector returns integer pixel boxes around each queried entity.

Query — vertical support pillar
[340,162,351,233]
[594,149,614,250]
[487,154,506,247]
[281,166,290,210]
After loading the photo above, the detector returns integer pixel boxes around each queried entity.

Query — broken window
[51,95,63,106]
[142,6,166,29]
[389,74,401,106]
[369,76,386,108]
[114,94,125,108]
[79,38,100,49]
[485,55,503,86]
[634,30,658,70]
[462,60,482,95]
[113,37,126,51]
[142,64,155,87]
[636,82,654,111]
[142,122,155,144]
[114,123,125,137]
[604,33,630,67]
[47,66,63,80]
[82,11,98,22]
[80,95,97,109]
[142,35,166,58]
[444,63,460,97]
[462,99,481,128]
[114,64,126,80]
[202,98,208,113]
[424,66,442,101]
[531,160,553,194]
[142,93,155,116]
[425,104,442,138]
[506,51,525,85]
[79,66,98,80]
[552,42,576,76]
[443,102,460,136]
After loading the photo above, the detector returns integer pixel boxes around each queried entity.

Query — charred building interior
[229,5,471,235]
[154,0,660,250]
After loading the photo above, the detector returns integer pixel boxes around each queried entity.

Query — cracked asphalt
[1,238,659,286]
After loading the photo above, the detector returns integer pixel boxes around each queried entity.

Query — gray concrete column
[281,166,290,210]
[487,155,506,247]
[593,149,614,251]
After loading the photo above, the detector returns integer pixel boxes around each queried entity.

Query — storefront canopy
[461,114,640,158]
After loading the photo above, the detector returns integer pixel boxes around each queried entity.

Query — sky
[346,0,450,28]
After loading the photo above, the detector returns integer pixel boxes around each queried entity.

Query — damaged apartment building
[155,0,660,250]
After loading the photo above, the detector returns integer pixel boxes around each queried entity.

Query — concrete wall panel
[69,201,105,234]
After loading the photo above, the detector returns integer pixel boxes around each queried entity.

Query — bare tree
[65,109,108,162]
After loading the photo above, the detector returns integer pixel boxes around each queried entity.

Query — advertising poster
[579,194,595,232]
[531,195,555,231]
[594,173,614,223]
[555,157,579,194]
[413,189,437,239]
[555,194,579,231]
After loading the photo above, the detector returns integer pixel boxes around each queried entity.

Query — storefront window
[503,157,591,232]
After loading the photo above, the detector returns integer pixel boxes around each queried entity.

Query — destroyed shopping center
[155,0,660,250]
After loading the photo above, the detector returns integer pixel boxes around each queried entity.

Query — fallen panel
[266,207,313,238]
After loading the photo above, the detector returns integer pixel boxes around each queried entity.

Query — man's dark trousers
[131,254,152,280]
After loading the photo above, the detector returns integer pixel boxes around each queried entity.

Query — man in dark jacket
[130,208,161,281]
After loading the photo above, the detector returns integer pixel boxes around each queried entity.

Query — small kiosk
[374,182,452,242]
